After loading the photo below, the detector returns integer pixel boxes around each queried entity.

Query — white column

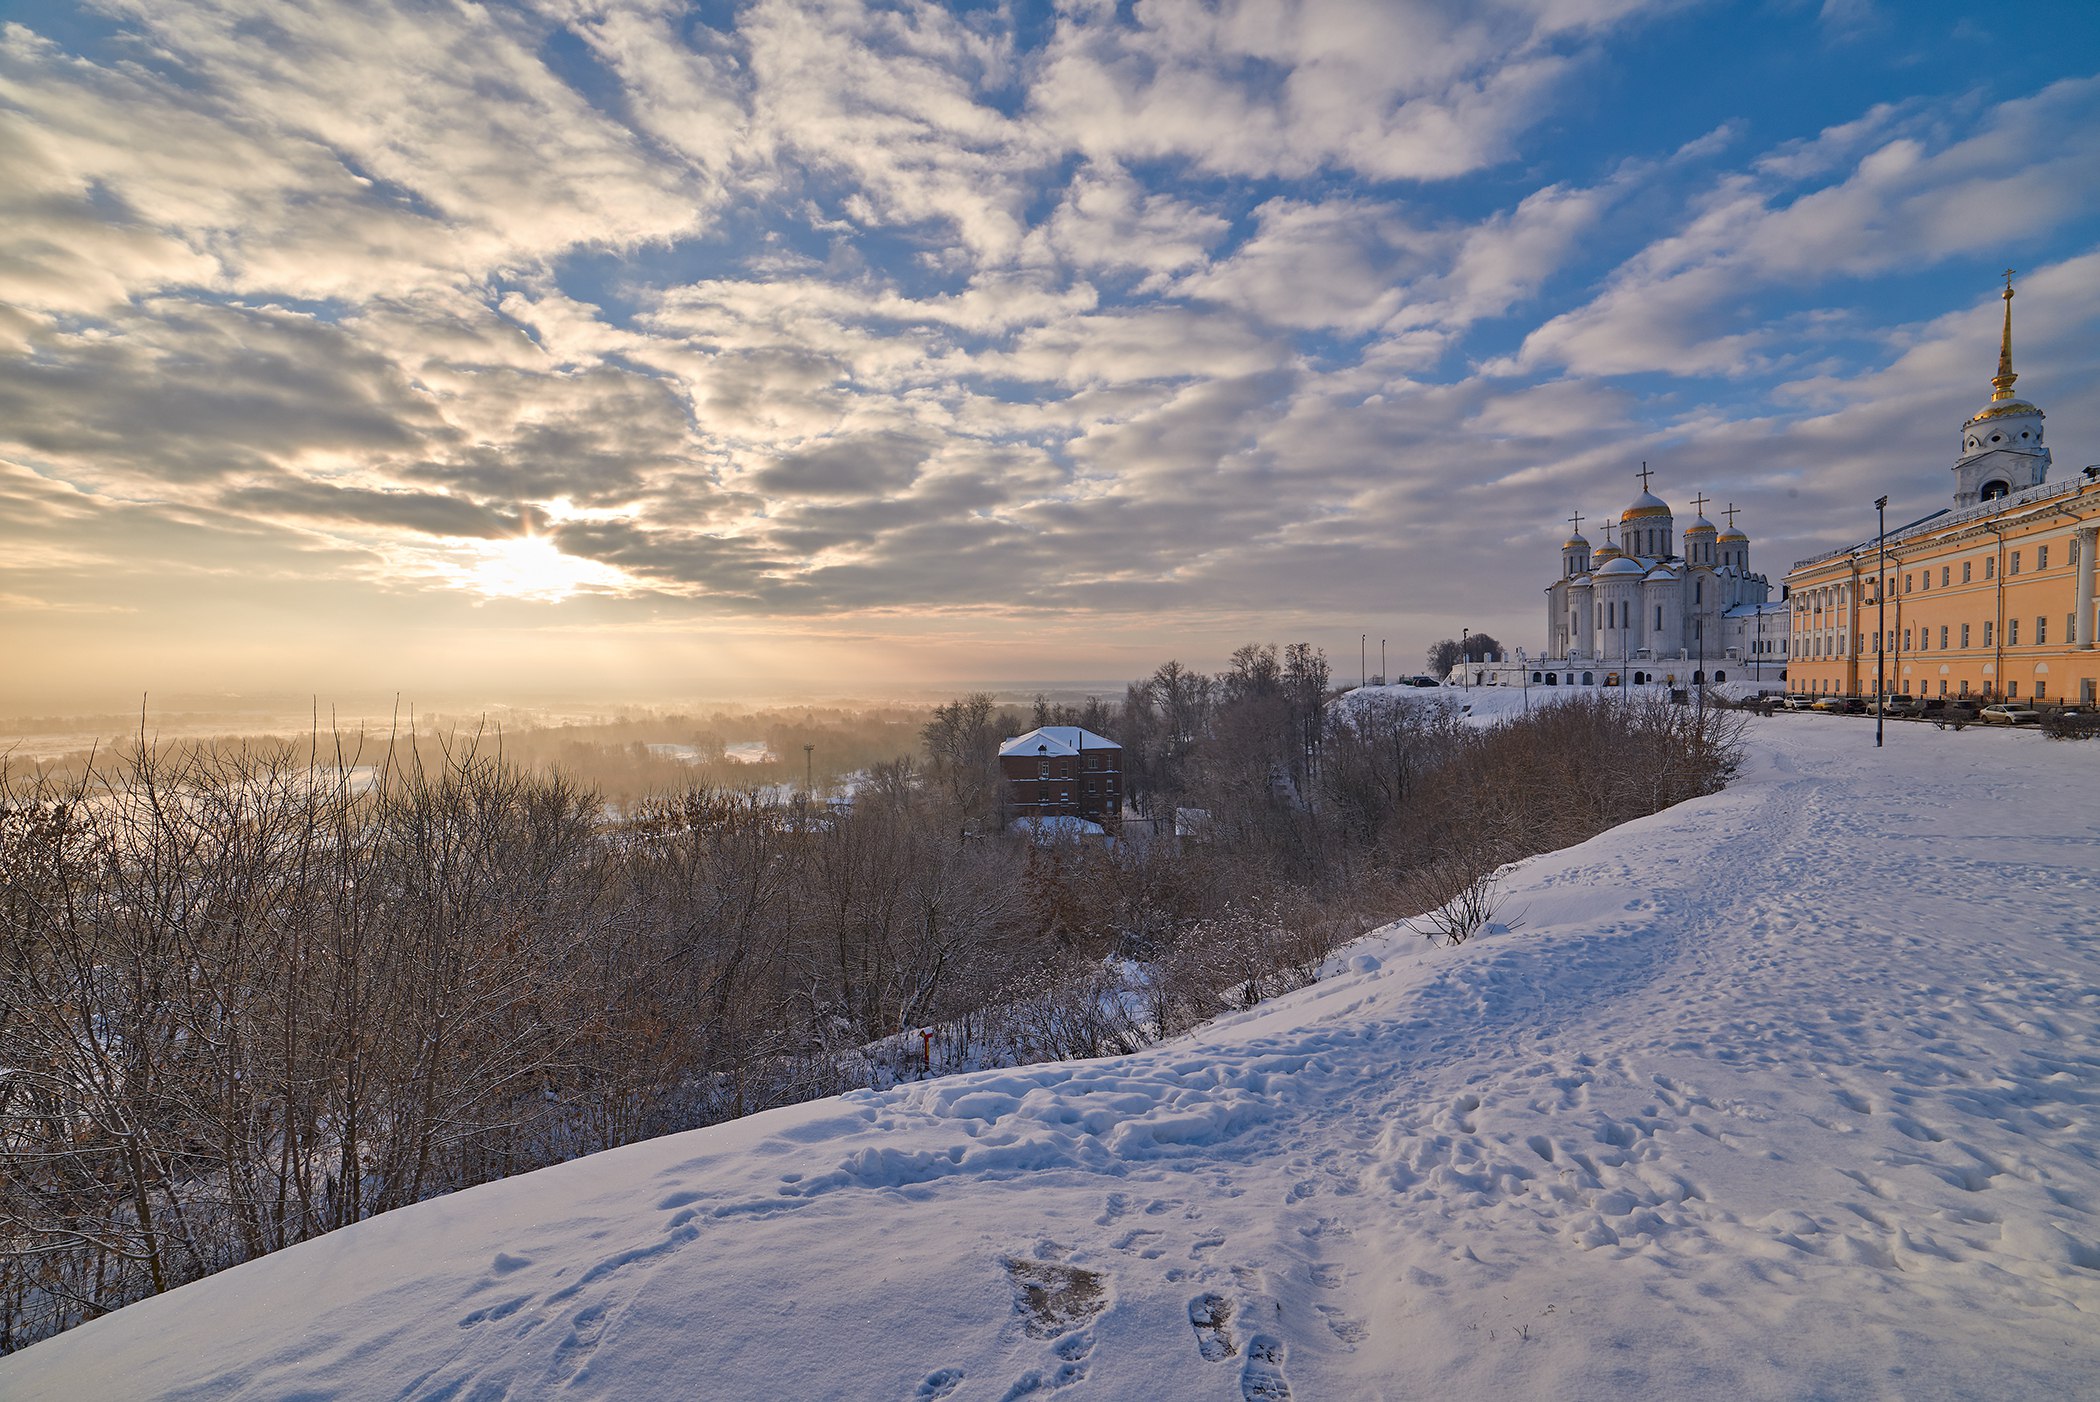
[2077,526,2097,649]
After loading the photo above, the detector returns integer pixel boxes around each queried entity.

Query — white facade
[1464,480,1791,689]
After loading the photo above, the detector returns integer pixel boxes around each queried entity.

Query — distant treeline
[0,649,1743,1352]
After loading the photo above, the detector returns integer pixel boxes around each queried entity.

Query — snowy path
[6,716,2098,1400]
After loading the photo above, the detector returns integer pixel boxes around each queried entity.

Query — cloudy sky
[5,0,2100,708]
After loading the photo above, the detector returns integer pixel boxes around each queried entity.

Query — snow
[999,726,1120,759]
[7,717,2098,1400]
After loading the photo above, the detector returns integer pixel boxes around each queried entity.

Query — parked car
[1812,696,1866,714]
[1784,694,1818,711]
[1876,694,1923,717]
[1979,703,2040,725]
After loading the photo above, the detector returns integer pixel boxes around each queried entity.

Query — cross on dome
[1569,510,1584,535]
[1723,503,1740,529]
[1690,492,1710,517]
[1637,463,1655,492]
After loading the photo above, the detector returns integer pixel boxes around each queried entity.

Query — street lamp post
[1875,495,1889,749]
[1462,626,1470,688]
[804,743,815,792]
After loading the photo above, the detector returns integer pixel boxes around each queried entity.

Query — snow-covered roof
[1010,815,1107,840]
[1595,555,1645,576]
[998,725,1120,758]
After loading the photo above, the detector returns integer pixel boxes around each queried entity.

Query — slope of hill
[6,713,2097,1400]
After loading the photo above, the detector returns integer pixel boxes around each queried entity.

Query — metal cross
[1569,510,1584,537]
[2003,267,2016,295]
[1690,491,1710,517]
[1723,502,1740,529]
[1637,462,1655,492]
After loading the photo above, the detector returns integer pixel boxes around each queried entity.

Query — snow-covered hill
[7,715,2098,1401]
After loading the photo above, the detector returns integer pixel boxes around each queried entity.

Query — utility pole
[804,742,815,792]
[1875,495,1889,748]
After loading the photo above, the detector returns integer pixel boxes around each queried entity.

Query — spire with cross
[1690,491,1710,518]
[1636,462,1655,493]
[1992,268,2020,402]
[1723,503,1740,530]
[1568,510,1584,538]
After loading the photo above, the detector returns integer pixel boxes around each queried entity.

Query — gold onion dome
[1684,515,1716,535]
[1564,531,1590,549]
[1621,490,1671,521]
[1718,526,1749,543]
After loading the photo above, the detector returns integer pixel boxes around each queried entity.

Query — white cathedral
[1468,471,1792,689]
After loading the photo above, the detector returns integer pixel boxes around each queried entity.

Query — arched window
[1582,672,1594,685]
[1695,579,1703,605]
[1546,673,1558,686]
[1531,671,1542,683]
[1715,670,1726,682]
[1981,480,2010,502]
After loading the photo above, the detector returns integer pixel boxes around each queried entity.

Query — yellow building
[1786,278,2100,706]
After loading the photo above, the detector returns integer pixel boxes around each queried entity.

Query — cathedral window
[1655,605,1663,630]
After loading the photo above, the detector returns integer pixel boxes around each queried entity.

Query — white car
[1978,703,2040,726]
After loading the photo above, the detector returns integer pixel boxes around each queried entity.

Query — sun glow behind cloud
[441,534,635,603]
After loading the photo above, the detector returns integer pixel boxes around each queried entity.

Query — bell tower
[1954,271,2050,508]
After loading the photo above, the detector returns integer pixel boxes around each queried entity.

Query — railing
[1792,476,2093,571]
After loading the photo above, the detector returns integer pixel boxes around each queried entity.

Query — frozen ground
[6,714,2097,1401]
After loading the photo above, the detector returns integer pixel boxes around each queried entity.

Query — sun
[463,534,630,602]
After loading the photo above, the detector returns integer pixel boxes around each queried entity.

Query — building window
[2010,552,2021,576]
[2038,617,2048,644]
[1940,626,1949,649]
[2036,682,2047,699]
[1962,561,1972,583]
[2009,682,2019,698]
[2070,614,2078,643]
[1941,566,1950,587]
[1985,557,1995,580]
[1961,624,1970,648]
[1959,680,1971,697]
[1903,628,1912,650]
[1983,622,1992,646]
[1038,761,1050,779]
[1904,573,1912,593]
[1940,680,1948,697]
[2039,544,2050,569]
[2010,618,2019,644]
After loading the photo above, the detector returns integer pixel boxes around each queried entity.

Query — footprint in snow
[916,1368,963,1399]
[1189,1292,1237,1361]
[1241,1335,1292,1401]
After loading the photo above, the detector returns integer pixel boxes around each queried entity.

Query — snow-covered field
[7,715,2098,1401]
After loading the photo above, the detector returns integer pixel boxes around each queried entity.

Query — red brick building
[997,726,1122,828]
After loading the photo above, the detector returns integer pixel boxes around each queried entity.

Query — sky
[4,0,2100,711]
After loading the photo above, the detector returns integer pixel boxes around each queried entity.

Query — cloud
[1510,78,2100,378]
